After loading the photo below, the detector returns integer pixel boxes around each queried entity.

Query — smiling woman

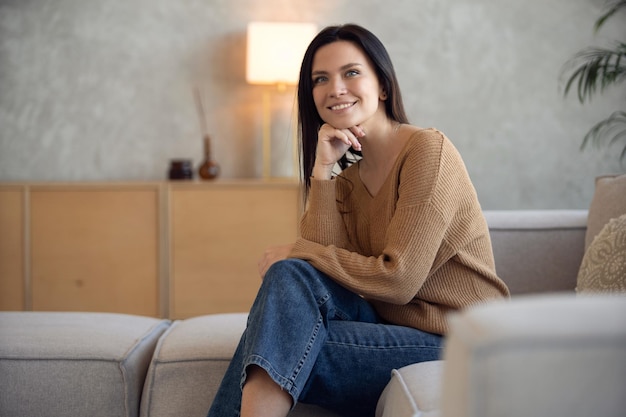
[297,25,410,197]
[309,40,412,198]
[206,24,509,417]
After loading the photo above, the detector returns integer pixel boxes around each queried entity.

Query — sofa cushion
[483,210,587,294]
[0,312,170,417]
[585,174,626,250]
[140,313,340,417]
[440,294,626,417]
[577,213,626,293]
[140,314,246,417]
[375,360,443,417]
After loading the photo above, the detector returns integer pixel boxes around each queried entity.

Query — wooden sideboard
[0,180,301,318]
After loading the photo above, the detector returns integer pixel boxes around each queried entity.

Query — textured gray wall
[0,0,624,208]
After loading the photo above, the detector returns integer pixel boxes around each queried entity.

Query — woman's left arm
[289,201,448,304]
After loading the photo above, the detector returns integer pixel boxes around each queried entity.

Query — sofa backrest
[483,210,588,296]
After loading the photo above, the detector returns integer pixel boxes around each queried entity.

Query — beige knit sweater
[289,128,509,335]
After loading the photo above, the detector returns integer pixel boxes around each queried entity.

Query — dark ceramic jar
[168,159,194,180]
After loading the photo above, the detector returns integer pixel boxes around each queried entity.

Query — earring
[380,92,388,100]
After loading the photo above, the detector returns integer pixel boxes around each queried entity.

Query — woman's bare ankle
[241,365,292,417]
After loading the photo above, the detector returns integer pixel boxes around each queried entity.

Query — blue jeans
[207,259,443,417]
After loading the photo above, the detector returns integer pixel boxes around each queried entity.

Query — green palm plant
[561,0,626,164]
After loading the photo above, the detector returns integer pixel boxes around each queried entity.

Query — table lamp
[246,21,317,178]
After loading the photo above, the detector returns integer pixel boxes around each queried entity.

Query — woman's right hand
[313,124,364,179]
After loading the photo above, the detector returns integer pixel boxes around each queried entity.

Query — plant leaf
[562,45,626,103]
[581,111,626,165]
[594,0,626,32]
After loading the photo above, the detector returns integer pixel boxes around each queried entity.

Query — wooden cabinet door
[0,186,25,311]
[30,185,160,316]
[170,182,300,318]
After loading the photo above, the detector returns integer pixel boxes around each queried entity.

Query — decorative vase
[198,134,220,180]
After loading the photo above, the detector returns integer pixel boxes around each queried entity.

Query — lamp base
[262,89,272,179]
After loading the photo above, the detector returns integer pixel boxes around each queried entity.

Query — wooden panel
[30,186,159,316]
[0,187,25,310]
[170,182,299,318]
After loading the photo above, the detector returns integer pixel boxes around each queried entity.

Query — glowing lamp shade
[246,22,318,85]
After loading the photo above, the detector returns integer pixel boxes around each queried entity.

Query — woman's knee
[265,258,305,276]
[261,258,333,300]
[263,259,318,286]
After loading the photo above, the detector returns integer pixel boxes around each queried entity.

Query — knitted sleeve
[298,178,354,251]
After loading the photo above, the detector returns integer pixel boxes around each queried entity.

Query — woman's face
[311,40,385,130]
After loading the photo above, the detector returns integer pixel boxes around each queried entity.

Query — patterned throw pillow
[577,213,626,293]
[585,174,626,250]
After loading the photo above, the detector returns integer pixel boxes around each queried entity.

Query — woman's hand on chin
[313,123,364,179]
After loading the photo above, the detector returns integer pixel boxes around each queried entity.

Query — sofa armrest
[441,294,626,417]
[376,360,444,417]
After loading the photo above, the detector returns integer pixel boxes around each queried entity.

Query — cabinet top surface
[0,179,300,190]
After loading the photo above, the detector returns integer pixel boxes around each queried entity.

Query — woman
[207,24,509,417]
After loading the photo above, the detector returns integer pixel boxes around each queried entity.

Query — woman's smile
[328,101,357,111]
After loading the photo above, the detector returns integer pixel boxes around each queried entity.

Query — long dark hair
[297,24,409,197]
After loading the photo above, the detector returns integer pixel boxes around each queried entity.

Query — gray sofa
[0,209,592,417]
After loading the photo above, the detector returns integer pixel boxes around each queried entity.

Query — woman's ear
[380,90,388,100]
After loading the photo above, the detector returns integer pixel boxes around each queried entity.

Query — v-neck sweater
[289,128,509,335]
